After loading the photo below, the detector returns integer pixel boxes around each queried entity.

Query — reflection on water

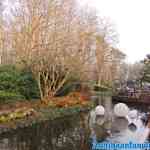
[0,114,91,150]
[0,96,149,150]
[90,105,150,148]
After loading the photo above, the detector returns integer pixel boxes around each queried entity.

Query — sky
[79,0,150,63]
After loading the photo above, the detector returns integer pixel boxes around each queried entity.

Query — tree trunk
[37,72,44,100]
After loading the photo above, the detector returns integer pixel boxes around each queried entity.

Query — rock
[128,110,138,119]
[95,105,105,116]
[114,103,129,117]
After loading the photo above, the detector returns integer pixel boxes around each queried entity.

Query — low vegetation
[0,65,40,103]
[0,92,93,133]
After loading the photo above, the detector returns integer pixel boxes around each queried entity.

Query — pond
[0,97,149,150]
[0,114,91,150]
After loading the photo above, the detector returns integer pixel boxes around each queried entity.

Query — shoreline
[0,101,93,135]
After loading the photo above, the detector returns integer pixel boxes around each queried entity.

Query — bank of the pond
[0,101,93,134]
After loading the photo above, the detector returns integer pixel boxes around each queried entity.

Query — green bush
[0,91,25,104]
[18,70,40,99]
[0,65,20,93]
[55,73,81,96]
[0,65,40,102]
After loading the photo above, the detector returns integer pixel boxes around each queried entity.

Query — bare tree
[0,0,126,99]
[9,0,98,99]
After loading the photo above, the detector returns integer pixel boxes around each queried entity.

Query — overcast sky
[79,0,150,63]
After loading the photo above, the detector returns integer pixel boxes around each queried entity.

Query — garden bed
[0,93,93,134]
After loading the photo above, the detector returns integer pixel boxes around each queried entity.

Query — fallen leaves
[51,92,90,108]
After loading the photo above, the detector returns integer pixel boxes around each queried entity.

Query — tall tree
[1,0,125,99]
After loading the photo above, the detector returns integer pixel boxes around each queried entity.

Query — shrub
[55,75,81,96]
[0,65,40,102]
[0,65,20,93]
[18,70,40,99]
[0,91,25,104]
